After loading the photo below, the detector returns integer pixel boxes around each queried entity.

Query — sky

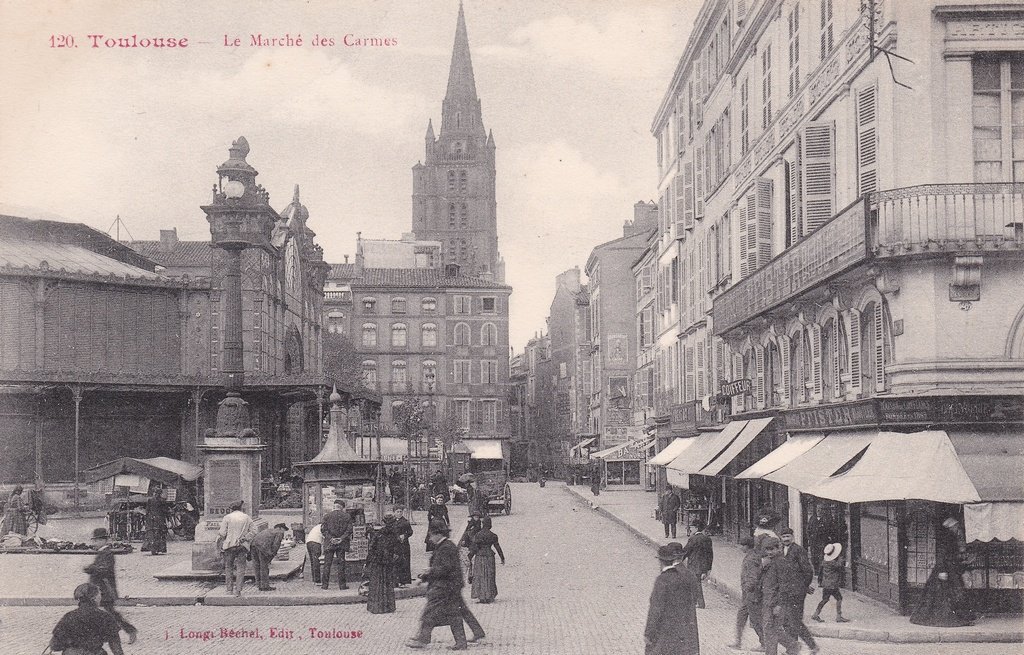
[0,0,700,351]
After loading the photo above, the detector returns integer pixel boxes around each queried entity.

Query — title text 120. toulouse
[49,34,190,48]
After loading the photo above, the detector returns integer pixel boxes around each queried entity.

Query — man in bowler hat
[645,542,704,655]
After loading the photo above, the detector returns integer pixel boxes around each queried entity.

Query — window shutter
[696,57,705,125]
[732,351,745,413]
[737,0,747,23]
[696,337,706,399]
[695,146,706,219]
[755,178,774,271]
[811,324,823,400]
[873,302,885,392]
[685,345,695,401]
[716,339,727,392]
[683,159,695,229]
[778,335,791,407]
[675,172,688,237]
[699,238,707,315]
[801,121,836,233]
[788,137,802,244]
[738,200,750,278]
[856,84,878,197]
[832,320,842,398]
[754,345,766,409]
[846,308,862,395]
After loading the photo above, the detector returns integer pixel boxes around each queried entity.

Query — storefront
[592,439,652,488]
[736,396,1024,614]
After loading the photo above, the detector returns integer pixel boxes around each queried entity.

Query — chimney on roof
[444,262,460,277]
[159,228,178,252]
[344,255,349,264]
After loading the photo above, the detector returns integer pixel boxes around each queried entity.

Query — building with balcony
[649,0,1023,614]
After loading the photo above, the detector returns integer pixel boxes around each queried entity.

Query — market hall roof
[129,239,213,268]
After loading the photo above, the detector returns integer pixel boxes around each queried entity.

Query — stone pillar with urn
[191,137,278,572]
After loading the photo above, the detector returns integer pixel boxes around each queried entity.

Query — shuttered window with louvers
[801,121,836,234]
[856,84,879,196]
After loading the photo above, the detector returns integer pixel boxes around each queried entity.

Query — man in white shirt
[305,523,324,585]
[218,500,255,597]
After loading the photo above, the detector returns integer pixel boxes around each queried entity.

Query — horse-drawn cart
[474,470,512,516]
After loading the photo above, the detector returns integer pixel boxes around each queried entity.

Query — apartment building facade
[650,0,1023,614]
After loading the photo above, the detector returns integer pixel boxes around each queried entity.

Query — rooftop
[328,266,511,290]
[129,240,213,269]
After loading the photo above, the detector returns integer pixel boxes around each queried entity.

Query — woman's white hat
[823,542,843,561]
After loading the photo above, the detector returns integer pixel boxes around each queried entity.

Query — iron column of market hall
[191,137,275,571]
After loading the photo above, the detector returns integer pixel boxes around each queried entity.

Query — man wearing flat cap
[49,583,124,655]
[644,542,704,655]
[407,519,485,651]
[321,499,354,590]
[218,500,255,596]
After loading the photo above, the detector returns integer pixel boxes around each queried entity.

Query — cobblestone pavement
[1,483,1021,655]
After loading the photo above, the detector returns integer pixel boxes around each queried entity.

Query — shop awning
[649,437,698,467]
[804,431,981,504]
[964,502,1024,542]
[762,430,876,490]
[666,467,690,489]
[593,438,654,461]
[699,417,774,476]
[737,433,825,479]
[665,421,746,475]
[464,439,505,460]
[84,456,202,485]
[946,431,1024,501]
[570,437,598,457]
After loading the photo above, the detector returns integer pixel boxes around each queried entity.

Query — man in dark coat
[660,490,681,539]
[407,520,485,650]
[780,527,817,653]
[729,536,764,651]
[84,527,137,644]
[144,487,170,555]
[321,499,353,590]
[644,542,705,655]
[679,519,713,582]
[394,508,414,586]
[760,537,802,655]
[49,583,124,655]
[430,470,450,502]
[251,523,287,591]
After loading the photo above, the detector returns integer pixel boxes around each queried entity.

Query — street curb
[559,486,1024,645]
[0,585,427,608]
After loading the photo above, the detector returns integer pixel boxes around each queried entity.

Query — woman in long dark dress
[471,516,505,603]
[144,488,169,555]
[393,508,413,586]
[3,486,28,535]
[365,516,398,614]
[911,517,977,627]
[458,512,483,584]
[424,496,449,552]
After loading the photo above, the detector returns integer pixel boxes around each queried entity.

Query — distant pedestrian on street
[911,517,977,627]
[728,536,764,651]
[644,542,705,655]
[394,508,414,587]
[406,520,486,651]
[660,490,681,539]
[49,583,124,655]
[430,470,450,503]
[425,495,450,552]
[218,500,255,597]
[84,527,138,645]
[2,485,28,535]
[812,543,850,623]
[251,523,287,591]
[365,513,399,614]
[144,486,170,555]
[590,473,601,497]
[471,515,505,603]
[458,511,483,584]
[780,527,817,653]
[679,519,713,582]
[758,537,801,655]
[321,499,354,590]
[305,522,323,585]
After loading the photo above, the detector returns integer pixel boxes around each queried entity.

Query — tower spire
[441,1,483,136]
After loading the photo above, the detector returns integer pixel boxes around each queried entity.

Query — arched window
[481,322,497,346]
[422,297,437,313]
[742,348,755,411]
[448,203,457,228]
[860,301,890,396]
[361,360,377,389]
[459,203,468,227]
[391,323,408,347]
[836,314,850,398]
[453,141,463,157]
[454,322,471,346]
[423,360,437,387]
[391,360,408,383]
[362,323,377,347]
[422,323,438,347]
[821,318,836,402]
[327,310,345,335]
[766,340,783,407]
[459,170,468,193]
[447,170,456,192]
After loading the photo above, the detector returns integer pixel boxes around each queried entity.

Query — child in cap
[812,542,850,623]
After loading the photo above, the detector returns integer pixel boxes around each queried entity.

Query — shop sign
[878,396,1024,425]
[720,379,751,397]
[670,403,696,428]
[782,400,879,431]
[605,408,632,427]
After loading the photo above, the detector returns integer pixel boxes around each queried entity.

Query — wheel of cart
[503,483,512,515]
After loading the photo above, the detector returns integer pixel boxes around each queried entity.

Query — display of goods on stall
[0,534,133,554]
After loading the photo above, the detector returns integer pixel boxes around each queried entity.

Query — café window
[972,53,1024,182]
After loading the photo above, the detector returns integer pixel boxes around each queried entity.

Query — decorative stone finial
[329,385,342,404]
[229,137,250,161]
